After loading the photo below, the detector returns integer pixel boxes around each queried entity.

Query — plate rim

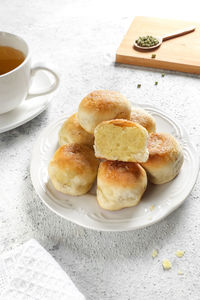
[30,103,200,231]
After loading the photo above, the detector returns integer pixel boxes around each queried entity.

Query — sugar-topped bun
[78,90,131,133]
[48,144,99,195]
[94,119,149,163]
[58,113,94,147]
[97,161,147,210]
[130,107,156,133]
[141,133,184,184]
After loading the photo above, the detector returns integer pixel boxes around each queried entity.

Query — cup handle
[26,63,59,100]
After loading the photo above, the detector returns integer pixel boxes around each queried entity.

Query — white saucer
[30,104,199,232]
[0,70,54,133]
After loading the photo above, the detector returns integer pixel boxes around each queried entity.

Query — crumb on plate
[150,205,155,211]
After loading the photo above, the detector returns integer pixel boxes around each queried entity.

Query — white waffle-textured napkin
[0,239,85,300]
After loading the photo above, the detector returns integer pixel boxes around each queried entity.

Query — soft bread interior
[95,122,149,162]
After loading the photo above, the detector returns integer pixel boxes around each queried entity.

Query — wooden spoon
[134,26,196,50]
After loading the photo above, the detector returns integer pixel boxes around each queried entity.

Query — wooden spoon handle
[162,26,196,41]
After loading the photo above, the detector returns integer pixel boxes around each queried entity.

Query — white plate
[0,71,54,133]
[30,104,199,231]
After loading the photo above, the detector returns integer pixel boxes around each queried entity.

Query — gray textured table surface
[0,1,200,299]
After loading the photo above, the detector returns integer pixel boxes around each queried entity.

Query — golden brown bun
[94,119,149,163]
[78,90,131,133]
[141,133,184,184]
[97,161,147,210]
[130,107,156,133]
[58,113,94,147]
[48,144,99,195]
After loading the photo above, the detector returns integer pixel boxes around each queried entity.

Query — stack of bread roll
[48,90,184,211]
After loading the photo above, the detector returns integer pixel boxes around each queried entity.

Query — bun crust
[94,119,149,163]
[97,161,147,210]
[48,144,99,195]
[78,90,131,133]
[58,113,94,147]
[141,133,184,184]
[130,107,156,133]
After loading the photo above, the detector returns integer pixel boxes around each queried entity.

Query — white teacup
[0,32,59,114]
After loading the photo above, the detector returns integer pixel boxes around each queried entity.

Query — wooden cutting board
[116,16,200,74]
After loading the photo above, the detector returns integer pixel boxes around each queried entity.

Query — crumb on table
[176,250,185,258]
[152,249,158,258]
[178,270,184,275]
[162,259,172,270]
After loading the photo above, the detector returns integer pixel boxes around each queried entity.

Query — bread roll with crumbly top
[130,107,156,133]
[48,144,99,195]
[97,161,147,210]
[58,113,94,147]
[78,90,131,134]
[141,133,184,184]
[94,119,149,163]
